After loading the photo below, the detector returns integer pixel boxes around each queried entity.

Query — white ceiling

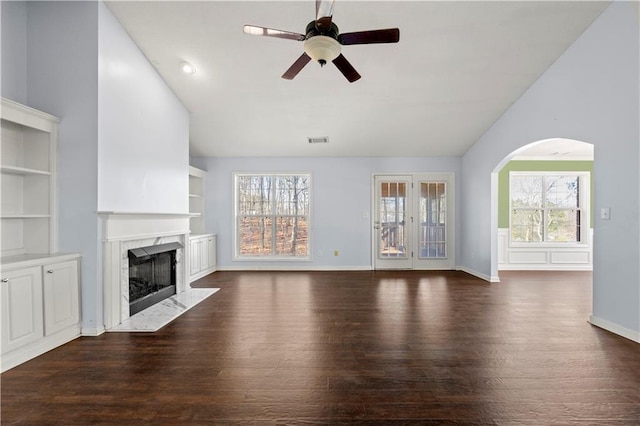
[105,1,609,158]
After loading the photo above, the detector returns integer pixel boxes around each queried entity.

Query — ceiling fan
[243,0,400,83]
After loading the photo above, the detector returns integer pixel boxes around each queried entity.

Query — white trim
[589,315,640,343]
[218,265,372,272]
[499,264,593,271]
[511,155,594,161]
[232,256,312,262]
[1,97,60,130]
[98,212,190,242]
[457,266,500,283]
[1,252,81,270]
[498,227,593,271]
[1,325,79,373]
[81,326,105,337]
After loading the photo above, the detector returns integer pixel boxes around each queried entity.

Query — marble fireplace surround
[100,212,191,330]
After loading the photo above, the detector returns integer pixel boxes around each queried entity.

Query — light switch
[601,207,611,220]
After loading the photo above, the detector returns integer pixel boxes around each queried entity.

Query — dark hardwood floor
[1,270,639,425]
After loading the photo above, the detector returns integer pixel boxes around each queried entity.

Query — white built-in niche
[1,98,57,258]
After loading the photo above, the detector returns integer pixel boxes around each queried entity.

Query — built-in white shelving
[1,98,58,258]
[1,98,81,372]
[188,166,206,235]
[187,166,216,282]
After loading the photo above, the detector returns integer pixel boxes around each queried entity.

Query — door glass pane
[378,182,407,258]
[419,182,446,258]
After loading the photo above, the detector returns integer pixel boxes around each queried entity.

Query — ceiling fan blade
[243,25,305,41]
[339,28,400,45]
[315,0,335,30]
[282,53,312,80]
[332,54,361,83]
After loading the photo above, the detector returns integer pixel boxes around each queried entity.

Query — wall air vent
[307,136,329,144]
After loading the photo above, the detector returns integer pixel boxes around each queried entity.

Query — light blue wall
[26,1,101,333]
[1,1,27,103]
[461,1,639,336]
[198,156,462,270]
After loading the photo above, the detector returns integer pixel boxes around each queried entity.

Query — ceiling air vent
[308,136,329,144]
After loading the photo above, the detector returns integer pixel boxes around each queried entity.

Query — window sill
[509,242,590,249]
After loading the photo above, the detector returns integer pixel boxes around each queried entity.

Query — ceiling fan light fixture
[304,36,341,66]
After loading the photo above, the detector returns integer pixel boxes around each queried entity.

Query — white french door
[373,173,455,270]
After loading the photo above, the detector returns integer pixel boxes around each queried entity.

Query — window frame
[509,171,590,248]
[233,172,312,261]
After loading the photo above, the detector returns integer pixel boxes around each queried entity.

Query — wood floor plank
[1,270,639,424]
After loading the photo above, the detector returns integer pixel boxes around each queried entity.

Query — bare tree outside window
[236,174,310,257]
[510,174,582,243]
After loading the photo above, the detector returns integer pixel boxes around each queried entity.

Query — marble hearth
[100,212,191,330]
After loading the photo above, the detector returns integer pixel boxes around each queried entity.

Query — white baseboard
[499,265,593,271]
[81,326,105,337]
[589,315,640,343]
[217,265,372,271]
[189,266,217,283]
[457,266,500,283]
[1,325,81,373]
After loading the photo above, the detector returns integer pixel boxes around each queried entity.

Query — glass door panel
[374,176,412,269]
[374,173,455,270]
[419,182,446,259]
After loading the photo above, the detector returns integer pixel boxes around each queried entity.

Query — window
[510,173,588,243]
[234,174,310,259]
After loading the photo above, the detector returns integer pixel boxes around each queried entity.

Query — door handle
[1,278,8,283]
[47,270,54,274]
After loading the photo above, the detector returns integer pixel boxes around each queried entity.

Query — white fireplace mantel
[99,212,191,330]
[98,211,193,241]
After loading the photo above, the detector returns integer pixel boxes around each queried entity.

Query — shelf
[1,165,51,176]
[1,214,51,219]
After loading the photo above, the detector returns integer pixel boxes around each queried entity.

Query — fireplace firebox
[128,242,182,316]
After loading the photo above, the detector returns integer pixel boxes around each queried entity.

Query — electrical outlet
[334,250,339,256]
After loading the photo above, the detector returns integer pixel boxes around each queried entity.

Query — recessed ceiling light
[180,61,196,75]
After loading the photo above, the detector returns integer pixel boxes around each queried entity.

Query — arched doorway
[492,138,594,277]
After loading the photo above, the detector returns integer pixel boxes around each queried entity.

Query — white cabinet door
[200,237,210,271]
[43,260,80,335]
[207,235,216,271]
[1,266,44,353]
[190,238,201,276]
